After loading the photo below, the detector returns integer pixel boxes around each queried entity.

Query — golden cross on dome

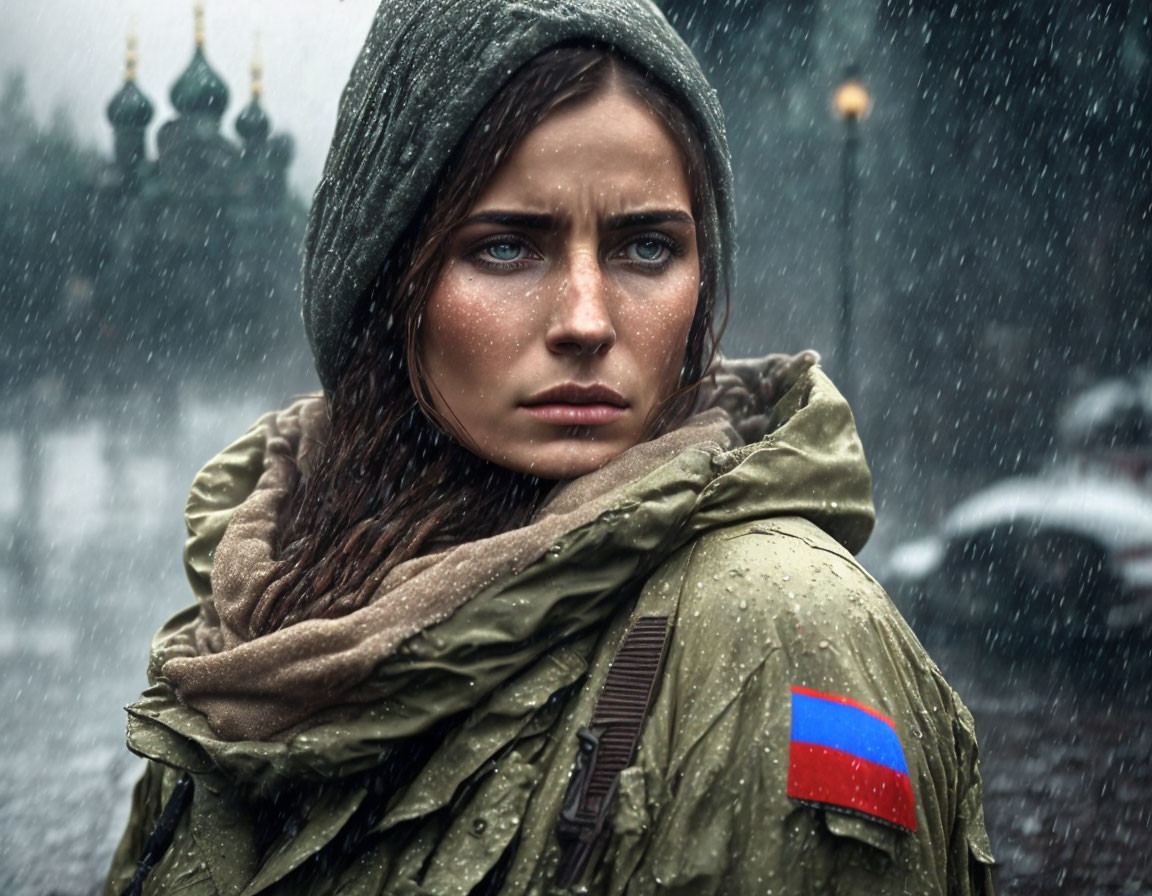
[251,31,264,98]
[194,3,206,49]
[124,26,138,82]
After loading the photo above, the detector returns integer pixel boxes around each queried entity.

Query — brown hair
[254,45,727,634]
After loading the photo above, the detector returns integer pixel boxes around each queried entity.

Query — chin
[497,442,633,481]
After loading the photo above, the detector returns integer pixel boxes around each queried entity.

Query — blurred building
[96,10,308,406]
[0,7,308,423]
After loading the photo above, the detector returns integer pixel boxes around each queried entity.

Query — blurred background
[1,1,1150,893]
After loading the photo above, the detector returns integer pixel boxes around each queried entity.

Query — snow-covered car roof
[942,474,1152,552]
[1057,372,1152,450]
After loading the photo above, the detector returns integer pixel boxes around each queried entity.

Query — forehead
[471,86,691,212]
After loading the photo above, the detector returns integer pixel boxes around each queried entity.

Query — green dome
[235,97,270,144]
[107,79,154,129]
[170,47,229,118]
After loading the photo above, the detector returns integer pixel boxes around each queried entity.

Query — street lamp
[833,67,870,403]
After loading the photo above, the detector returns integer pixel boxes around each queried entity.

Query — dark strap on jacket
[120,773,194,896]
[555,614,672,888]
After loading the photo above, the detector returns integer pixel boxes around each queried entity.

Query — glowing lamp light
[834,78,871,122]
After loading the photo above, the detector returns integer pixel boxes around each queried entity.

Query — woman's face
[419,85,701,479]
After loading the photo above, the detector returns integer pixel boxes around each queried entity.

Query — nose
[546,253,617,357]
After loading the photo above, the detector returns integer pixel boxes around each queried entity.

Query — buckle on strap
[555,726,617,886]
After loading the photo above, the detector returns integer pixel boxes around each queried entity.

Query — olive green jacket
[105,370,993,895]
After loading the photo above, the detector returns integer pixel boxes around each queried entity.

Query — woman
[105,1,994,894]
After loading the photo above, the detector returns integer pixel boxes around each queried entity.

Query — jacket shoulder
[621,517,993,894]
[663,515,959,742]
[671,515,906,654]
[657,514,953,764]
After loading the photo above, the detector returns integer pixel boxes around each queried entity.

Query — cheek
[628,271,700,380]
[421,274,525,384]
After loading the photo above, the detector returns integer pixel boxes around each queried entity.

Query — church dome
[170,47,229,118]
[107,79,154,130]
[235,96,270,144]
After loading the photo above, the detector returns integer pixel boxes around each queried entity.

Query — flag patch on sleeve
[786,685,917,832]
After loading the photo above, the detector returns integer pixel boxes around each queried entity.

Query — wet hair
[254,45,727,634]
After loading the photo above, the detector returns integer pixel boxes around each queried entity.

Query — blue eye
[485,241,523,262]
[633,239,665,261]
[626,236,673,265]
[467,235,537,271]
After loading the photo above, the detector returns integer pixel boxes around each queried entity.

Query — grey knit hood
[302,0,734,391]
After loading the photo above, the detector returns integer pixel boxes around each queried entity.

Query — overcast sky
[2,1,381,198]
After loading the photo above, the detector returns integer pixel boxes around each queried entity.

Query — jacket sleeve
[620,518,995,896]
[949,695,997,895]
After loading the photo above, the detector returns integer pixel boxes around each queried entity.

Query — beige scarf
[160,353,817,741]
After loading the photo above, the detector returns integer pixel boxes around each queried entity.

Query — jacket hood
[302,0,734,390]
[125,363,872,787]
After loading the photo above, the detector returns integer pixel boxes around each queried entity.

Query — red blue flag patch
[787,686,917,832]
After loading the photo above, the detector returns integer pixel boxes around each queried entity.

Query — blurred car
[881,473,1152,651]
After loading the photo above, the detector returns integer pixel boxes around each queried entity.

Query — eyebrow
[606,210,695,231]
[461,209,695,231]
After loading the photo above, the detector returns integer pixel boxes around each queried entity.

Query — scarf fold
[155,353,866,744]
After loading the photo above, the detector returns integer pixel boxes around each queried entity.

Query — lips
[521,382,629,426]
[524,383,628,407]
